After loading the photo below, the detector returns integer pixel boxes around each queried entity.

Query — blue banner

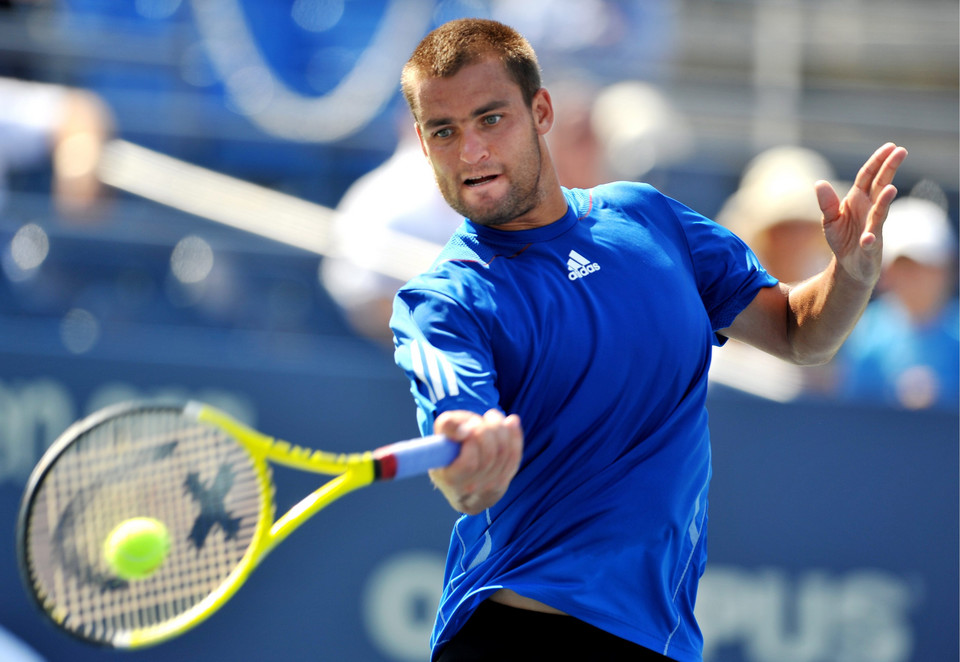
[0,334,956,662]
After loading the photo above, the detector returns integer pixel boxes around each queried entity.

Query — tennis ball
[103,517,170,580]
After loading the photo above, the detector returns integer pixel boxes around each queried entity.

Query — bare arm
[722,143,908,365]
[428,408,523,515]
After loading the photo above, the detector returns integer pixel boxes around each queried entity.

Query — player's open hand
[429,409,523,515]
[815,142,908,286]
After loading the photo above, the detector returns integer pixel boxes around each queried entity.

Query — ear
[531,88,555,136]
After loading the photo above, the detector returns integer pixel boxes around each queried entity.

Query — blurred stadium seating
[1,0,956,342]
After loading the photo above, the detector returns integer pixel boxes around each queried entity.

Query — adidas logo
[567,250,601,281]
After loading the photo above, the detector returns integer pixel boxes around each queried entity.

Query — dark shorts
[436,600,674,661]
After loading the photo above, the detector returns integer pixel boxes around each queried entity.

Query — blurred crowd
[708,146,958,411]
[0,76,114,220]
[1,0,957,411]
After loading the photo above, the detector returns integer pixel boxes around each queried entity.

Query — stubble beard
[438,128,544,228]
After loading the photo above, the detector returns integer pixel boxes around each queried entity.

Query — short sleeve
[665,195,778,333]
[391,287,501,436]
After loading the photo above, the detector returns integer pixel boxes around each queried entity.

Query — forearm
[781,142,906,363]
[719,145,906,367]
[783,257,875,365]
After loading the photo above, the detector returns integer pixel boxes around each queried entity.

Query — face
[884,257,952,321]
[411,56,554,229]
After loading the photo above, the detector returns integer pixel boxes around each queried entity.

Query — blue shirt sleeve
[391,285,501,436]
[660,191,778,335]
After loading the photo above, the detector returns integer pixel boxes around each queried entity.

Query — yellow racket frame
[117,402,377,648]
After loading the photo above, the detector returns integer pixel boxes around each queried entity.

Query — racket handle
[374,434,460,481]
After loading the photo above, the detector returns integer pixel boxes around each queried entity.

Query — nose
[460,128,488,165]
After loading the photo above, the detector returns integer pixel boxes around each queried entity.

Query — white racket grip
[375,434,460,480]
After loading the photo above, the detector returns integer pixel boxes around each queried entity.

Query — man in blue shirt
[390,18,906,661]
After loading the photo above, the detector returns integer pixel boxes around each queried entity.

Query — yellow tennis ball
[103,517,170,580]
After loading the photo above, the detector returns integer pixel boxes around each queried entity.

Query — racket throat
[264,469,372,556]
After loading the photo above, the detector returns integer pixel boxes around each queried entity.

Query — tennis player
[389,18,906,662]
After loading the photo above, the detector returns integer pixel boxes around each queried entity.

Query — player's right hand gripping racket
[17,401,459,649]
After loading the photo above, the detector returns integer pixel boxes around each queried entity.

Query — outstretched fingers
[817,144,908,283]
[854,143,908,200]
[863,182,900,248]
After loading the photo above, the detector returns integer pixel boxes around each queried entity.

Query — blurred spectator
[709,145,838,401]
[544,78,611,189]
[589,79,692,184]
[834,195,959,411]
[321,116,461,346]
[322,81,616,347]
[0,77,114,221]
[716,145,835,284]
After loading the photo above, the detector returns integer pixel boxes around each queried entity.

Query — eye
[433,127,453,139]
[482,114,502,126]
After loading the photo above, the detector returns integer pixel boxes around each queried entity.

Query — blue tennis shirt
[390,183,777,661]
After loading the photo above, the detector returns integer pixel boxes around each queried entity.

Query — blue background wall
[0,333,956,662]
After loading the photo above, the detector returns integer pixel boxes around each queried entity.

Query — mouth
[464,174,499,187]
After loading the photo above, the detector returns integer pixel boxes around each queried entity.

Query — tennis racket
[17,400,458,649]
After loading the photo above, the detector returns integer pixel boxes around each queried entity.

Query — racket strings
[23,409,266,644]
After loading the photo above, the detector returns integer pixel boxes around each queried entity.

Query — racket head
[17,401,273,649]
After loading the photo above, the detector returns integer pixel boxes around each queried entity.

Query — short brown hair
[401,19,542,122]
